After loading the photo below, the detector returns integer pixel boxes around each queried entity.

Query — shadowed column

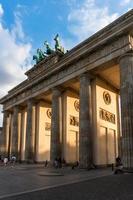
[119,52,133,169]
[1,111,10,156]
[25,99,36,162]
[50,88,62,164]
[79,73,92,168]
[11,106,19,158]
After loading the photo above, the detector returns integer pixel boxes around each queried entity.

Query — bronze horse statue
[33,48,46,64]
[54,34,64,53]
[44,41,54,55]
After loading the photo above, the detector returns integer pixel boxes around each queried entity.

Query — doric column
[25,99,36,162]
[19,110,27,161]
[7,114,12,157]
[119,52,133,169]
[50,88,62,163]
[79,73,92,168]
[11,106,19,158]
[1,111,10,156]
[17,110,22,161]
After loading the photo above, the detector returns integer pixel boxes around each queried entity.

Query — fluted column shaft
[25,99,35,162]
[50,88,61,163]
[79,74,92,168]
[1,111,9,155]
[11,106,19,157]
[120,52,133,169]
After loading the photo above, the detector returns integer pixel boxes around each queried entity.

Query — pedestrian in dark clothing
[114,156,123,174]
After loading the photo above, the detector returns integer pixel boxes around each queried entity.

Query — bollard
[112,163,114,171]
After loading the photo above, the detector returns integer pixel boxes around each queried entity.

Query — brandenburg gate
[0,10,133,169]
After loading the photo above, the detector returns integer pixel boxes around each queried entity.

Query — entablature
[25,51,64,79]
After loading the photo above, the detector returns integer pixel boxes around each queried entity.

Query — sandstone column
[19,111,23,161]
[119,52,133,169]
[79,73,92,168]
[8,114,12,157]
[1,111,10,156]
[25,99,36,162]
[11,106,19,157]
[19,110,27,161]
[50,88,61,163]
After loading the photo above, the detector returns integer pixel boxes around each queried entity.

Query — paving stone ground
[0,164,132,200]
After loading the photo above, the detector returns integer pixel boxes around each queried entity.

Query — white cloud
[66,0,77,6]
[61,37,77,50]
[0,4,32,126]
[0,4,4,17]
[11,11,25,41]
[120,0,132,6]
[67,0,119,42]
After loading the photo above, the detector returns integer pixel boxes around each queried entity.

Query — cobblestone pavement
[3,174,133,200]
[0,164,132,200]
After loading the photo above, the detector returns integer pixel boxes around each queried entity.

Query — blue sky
[0,0,132,125]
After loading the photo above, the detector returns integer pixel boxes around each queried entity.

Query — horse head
[44,41,49,48]
[54,34,59,41]
[33,55,37,60]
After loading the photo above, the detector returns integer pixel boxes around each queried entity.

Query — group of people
[54,157,66,168]
[0,155,16,166]
[44,158,80,169]
[45,156,123,172]
[0,154,123,173]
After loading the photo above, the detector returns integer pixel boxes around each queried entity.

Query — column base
[123,168,133,173]
[79,163,94,169]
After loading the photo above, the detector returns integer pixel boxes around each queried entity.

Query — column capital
[27,98,37,106]
[12,106,21,115]
[13,105,19,110]
[52,87,61,96]
[12,105,25,113]
[79,73,93,81]
[119,52,133,63]
[2,110,11,116]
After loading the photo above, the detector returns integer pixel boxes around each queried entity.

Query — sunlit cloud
[120,0,132,6]
[67,0,119,42]
[0,3,32,126]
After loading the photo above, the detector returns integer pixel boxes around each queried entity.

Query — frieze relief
[45,122,51,131]
[2,35,130,110]
[99,108,115,124]
[46,109,52,119]
[74,100,79,112]
[70,115,79,127]
[103,91,111,105]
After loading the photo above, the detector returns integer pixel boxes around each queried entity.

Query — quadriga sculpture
[33,48,46,64]
[33,34,65,65]
[44,41,55,55]
[54,34,64,53]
